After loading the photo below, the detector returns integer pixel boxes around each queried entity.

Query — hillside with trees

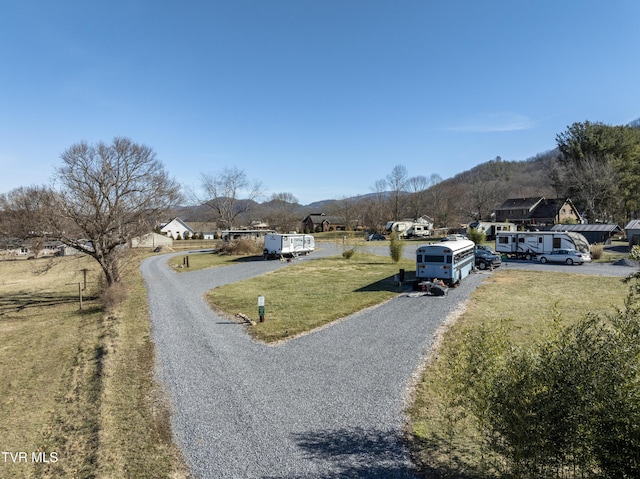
[127,118,640,235]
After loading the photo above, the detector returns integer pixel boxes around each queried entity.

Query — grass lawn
[168,250,260,271]
[206,253,415,342]
[0,253,187,478]
[406,268,631,477]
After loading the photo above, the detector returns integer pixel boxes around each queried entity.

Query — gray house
[625,220,640,250]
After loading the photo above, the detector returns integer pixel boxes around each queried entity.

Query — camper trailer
[263,234,315,259]
[495,231,590,260]
[467,221,517,240]
[385,220,431,238]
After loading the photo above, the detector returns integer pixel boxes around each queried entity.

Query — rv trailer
[495,231,590,260]
[385,220,431,238]
[263,233,315,259]
[467,221,517,240]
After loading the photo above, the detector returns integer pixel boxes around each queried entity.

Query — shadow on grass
[0,292,97,316]
[406,436,489,479]
[355,272,417,293]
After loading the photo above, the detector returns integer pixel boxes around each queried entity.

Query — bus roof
[417,239,475,252]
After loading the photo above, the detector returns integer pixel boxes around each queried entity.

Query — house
[0,239,73,258]
[185,222,218,240]
[160,217,194,240]
[494,197,583,228]
[302,213,346,233]
[550,223,623,245]
[625,220,640,250]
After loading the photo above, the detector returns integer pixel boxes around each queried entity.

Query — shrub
[440,291,640,478]
[590,243,604,260]
[342,248,355,259]
[217,238,263,256]
[389,232,404,263]
[466,227,486,245]
[100,281,128,311]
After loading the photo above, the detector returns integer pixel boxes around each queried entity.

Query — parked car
[476,244,497,255]
[538,249,591,265]
[475,249,502,270]
[367,233,386,241]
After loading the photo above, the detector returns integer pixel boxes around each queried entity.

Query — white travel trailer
[385,220,432,238]
[263,233,315,259]
[467,221,517,240]
[495,231,590,260]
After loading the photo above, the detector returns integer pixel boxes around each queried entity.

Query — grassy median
[206,253,415,342]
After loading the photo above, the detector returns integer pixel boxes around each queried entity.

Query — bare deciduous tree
[1,137,182,286]
[328,196,360,231]
[263,192,300,233]
[406,174,441,220]
[200,167,263,229]
[387,164,408,221]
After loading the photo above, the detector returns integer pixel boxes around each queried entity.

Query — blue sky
[1,1,638,205]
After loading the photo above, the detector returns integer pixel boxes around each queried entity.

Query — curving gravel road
[143,242,636,478]
[142,245,488,478]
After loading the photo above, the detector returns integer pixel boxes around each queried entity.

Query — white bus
[415,239,476,286]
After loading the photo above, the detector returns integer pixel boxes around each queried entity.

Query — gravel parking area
[141,249,486,478]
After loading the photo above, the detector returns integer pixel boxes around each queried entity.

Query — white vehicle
[467,221,517,240]
[495,231,590,260]
[538,249,591,265]
[385,220,431,238]
[263,234,315,259]
[415,239,476,286]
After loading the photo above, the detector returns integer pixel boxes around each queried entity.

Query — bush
[590,243,604,260]
[342,248,355,259]
[389,232,404,263]
[466,227,486,245]
[100,281,128,311]
[217,238,263,256]
[439,293,640,478]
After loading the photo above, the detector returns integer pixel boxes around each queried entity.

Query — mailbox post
[258,295,265,322]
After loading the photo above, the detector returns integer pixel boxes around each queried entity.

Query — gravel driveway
[143,243,636,478]
[141,246,487,478]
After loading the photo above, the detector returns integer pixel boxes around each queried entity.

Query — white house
[160,217,194,240]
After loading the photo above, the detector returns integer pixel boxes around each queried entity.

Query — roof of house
[303,213,343,225]
[625,220,640,230]
[497,197,581,221]
[496,197,544,210]
[551,224,623,233]
[161,217,194,233]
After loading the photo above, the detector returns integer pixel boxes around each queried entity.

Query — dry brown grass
[0,253,188,478]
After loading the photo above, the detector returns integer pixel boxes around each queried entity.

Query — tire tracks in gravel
[141,248,487,479]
